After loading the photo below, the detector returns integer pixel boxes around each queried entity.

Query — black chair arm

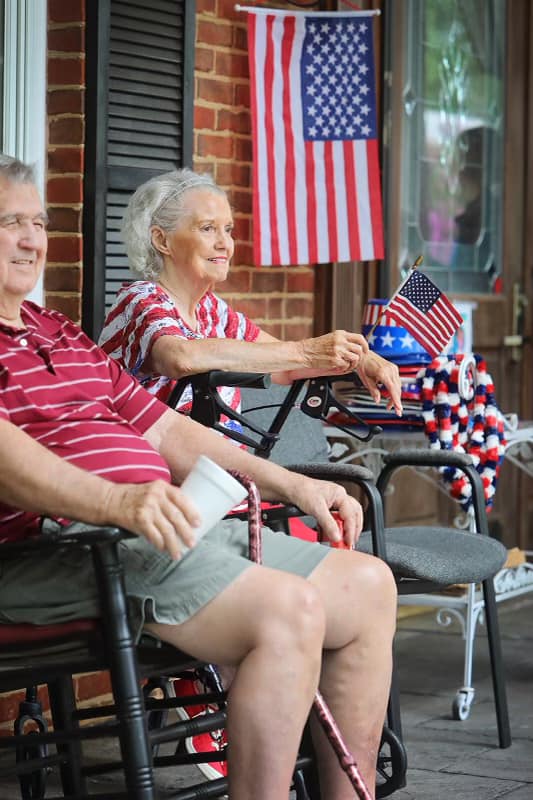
[0,521,135,559]
[377,449,490,538]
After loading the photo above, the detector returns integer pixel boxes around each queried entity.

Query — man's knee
[259,575,326,654]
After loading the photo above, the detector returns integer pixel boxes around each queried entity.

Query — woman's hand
[300,331,370,375]
[356,352,403,416]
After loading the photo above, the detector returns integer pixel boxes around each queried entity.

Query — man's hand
[287,475,364,548]
[301,331,370,375]
[103,480,202,560]
[356,351,403,417]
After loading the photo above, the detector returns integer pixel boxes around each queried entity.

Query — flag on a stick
[245,8,384,267]
[386,270,464,358]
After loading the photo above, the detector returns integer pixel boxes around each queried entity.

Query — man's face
[0,178,48,306]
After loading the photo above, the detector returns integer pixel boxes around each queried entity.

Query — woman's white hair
[122,168,226,279]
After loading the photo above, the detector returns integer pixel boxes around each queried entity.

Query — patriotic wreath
[418,354,506,512]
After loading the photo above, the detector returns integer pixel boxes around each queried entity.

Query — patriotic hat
[362,299,433,365]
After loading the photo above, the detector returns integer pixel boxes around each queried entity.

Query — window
[1,0,46,303]
[83,0,195,339]
[384,0,505,294]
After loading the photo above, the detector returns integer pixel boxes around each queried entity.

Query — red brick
[0,689,26,723]
[47,206,82,234]
[48,146,84,173]
[197,19,233,48]
[215,0,242,22]
[228,297,268,320]
[251,270,286,293]
[44,265,82,292]
[234,137,253,162]
[47,236,83,264]
[282,321,314,340]
[287,270,315,293]
[48,0,85,23]
[75,672,112,703]
[47,88,85,115]
[222,268,251,293]
[215,51,249,80]
[267,297,284,320]
[285,296,315,319]
[48,56,85,86]
[197,0,216,12]
[230,215,250,241]
[234,82,250,109]
[197,77,234,106]
[47,176,83,204]
[233,25,249,51]
[217,109,251,135]
[216,162,251,189]
[195,45,215,74]
[45,294,82,323]
[194,105,216,130]
[227,188,252,214]
[196,133,234,160]
[49,116,84,147]
[48,26,85,52]
[234,242,254,267]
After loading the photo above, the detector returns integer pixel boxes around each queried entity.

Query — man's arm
[0,419,201,559]
[145,409,364,546]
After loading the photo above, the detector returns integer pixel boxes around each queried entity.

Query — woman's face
[153,188,235,286]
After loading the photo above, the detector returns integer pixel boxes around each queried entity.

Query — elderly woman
[98,168,402,783]
[99,168,402,433]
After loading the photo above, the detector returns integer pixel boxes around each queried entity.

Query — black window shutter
[83,0,195,340]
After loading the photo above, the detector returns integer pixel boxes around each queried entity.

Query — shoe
[172,674,228,781]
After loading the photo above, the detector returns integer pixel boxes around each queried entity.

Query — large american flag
[387,270,464,358]
[246,9,384,267]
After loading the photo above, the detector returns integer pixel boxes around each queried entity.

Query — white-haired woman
[99,168,402,428]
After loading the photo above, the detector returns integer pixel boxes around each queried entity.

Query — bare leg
[308,550,397,799]
[146,564,326,800]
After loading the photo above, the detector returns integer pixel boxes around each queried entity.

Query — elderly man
[0,154,396,800]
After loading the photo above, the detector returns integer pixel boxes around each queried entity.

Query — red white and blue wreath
[418,354,506,512]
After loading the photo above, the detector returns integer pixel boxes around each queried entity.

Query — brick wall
[45,0,85,323]
[195,0,316,339]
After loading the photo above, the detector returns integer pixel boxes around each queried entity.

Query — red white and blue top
[99,281,260,438]
[0,301,170,542]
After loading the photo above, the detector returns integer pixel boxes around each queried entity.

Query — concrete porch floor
[1,594,531,799]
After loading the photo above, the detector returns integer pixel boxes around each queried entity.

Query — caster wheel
[452,690,472,721]
[376,726,408,799]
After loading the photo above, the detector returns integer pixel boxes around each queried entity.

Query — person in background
[0,153,397,800]
[98,168,403,777]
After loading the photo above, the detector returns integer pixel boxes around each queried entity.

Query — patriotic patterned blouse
[99,282,260,439]
[0,301,170,542]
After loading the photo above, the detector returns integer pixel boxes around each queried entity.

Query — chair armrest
[382,449,474,469]
[377,449,489,538]
[0,521,135,560]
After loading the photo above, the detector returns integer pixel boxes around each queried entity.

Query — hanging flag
[245,7,384,267]
[386,270,464,358]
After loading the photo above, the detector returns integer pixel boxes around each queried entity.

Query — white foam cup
[180,455,248,541]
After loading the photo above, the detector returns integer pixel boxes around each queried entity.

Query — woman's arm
[148,328,369,383]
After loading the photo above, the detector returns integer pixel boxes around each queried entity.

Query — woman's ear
[151,226,171,256]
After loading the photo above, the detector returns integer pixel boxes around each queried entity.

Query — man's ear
[151,226,171,256]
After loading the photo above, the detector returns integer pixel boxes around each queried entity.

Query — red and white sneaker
[172,675,228,781]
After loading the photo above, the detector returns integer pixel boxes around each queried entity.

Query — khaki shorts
[0,519,328,641]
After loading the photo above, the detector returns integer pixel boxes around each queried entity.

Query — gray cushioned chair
[242,382,511,750]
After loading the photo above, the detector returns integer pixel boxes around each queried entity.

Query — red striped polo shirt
[0,301,171,542]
